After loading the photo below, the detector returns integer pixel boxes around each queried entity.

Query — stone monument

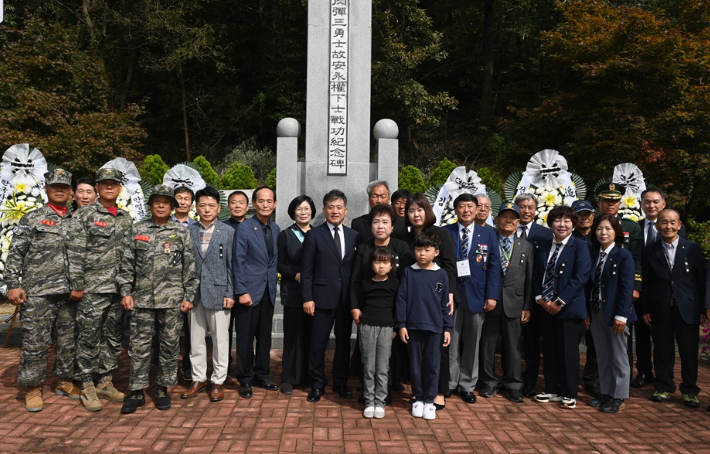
[275,0,399,227]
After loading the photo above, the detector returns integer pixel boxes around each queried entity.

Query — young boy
[396,232,452,420]
[352,247,399,419]
[5,169,82,411]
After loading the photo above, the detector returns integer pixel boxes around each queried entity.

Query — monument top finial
[373,119,399,140]
[276,118,301,138]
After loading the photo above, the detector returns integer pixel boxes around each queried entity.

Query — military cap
[571,199,594,213]
[44,168,72,186]
[95,168,124,183]
[497,201,520,218]
[596,183,626,201]
[149,184,178,207]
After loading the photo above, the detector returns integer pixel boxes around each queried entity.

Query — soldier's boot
[80,381,103,412]
[121,391,145,414]
[55,379,81,400]
[96,375,126,403]
[25,386,44,412]
[156,386,172,411]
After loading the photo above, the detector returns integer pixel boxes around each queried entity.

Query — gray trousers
[590,313,630,399]
[359,324,393,408]
[479,312,523,391]
[449,303,485,392]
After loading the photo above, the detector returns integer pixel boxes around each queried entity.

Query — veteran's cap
[95,168,125,183]
[149,184,178,207]
[497,201,521,218]
[571,199,594,213]
[596,183,626,201]
[44,168,72,187]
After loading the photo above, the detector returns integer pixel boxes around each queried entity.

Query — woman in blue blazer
[585,214,636,413]
[533,205,591,409]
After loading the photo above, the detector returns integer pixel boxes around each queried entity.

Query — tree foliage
[139,155,170,185]
[221,163,258,190]
[427,158,458,187]
[398,165,428,193]
[193,156,221,187]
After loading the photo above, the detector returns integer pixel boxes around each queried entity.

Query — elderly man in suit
[479,202,533,403]
[641,209,707,408]
[233,186,280,398]
[514,193,554,397]
[182,187,235,402]
[444,193,500,404]
[302,189,360,402]
[350,180,407,243]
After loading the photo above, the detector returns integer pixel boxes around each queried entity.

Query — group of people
[6,168,710,420]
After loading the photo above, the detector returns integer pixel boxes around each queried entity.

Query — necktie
[501,237,512,277]
[591,251,606,313]
[333,226,342,259]
[664,244,673,271]
[263,224,274,261]
[646,221,657,245]
[460,226,469,259]
[541,243,562,303]
[520,225,528,241]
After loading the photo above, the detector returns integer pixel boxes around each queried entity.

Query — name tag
[457,260,471,277]
[135,235,150,242]
[41,220,55,226]
[95,221,108,227]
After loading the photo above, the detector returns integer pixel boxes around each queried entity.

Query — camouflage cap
[44,168,73,186]
[96,168,124,183]
[149,184,178,207]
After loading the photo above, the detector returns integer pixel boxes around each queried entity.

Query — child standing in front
[351,247,399,419]
[396,232,452,420]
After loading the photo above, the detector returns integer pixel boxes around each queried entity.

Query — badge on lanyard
[457,260,471,277]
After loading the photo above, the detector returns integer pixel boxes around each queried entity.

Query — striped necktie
[541,243,562,303]
[460,226,469,259]
[501,237,512,276]
[591,251,606,313]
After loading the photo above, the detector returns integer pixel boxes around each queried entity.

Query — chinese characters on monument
[328,0,348,175]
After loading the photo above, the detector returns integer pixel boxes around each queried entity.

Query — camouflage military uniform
[5,205,75,386]
[118,217,198,391]
[68,201,133,381]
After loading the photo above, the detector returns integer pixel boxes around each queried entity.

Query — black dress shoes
[506,389,524,403]
[587,394,612,408]
[601,398,624,413]
[444,388,457,398]
[631,372,653,388]
[307,388,324,402]
[255,379,279,391]
[479,385,497,398]
[523,384,536,397]
[332,384,353,399]
[238,384,253,398]
[461,391,477,404]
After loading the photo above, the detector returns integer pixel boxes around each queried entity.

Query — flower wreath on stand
[0,144,49,297]
[593,163,646,222]
[163,164,207,221]
[100,158,150,222]
[503,149,586,225]
[428,166,502,226]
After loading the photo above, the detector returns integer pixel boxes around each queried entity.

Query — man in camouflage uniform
[5,169,83,412]
[118,185,198,413]
[68,168,133,411]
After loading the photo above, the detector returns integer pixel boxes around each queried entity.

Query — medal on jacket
[164,242,171,254]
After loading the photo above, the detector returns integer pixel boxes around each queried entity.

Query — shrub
[427,158,458,187]
[139,154,169,186]
[221,163,258,190]
[193,156,221,187]
[398,165,427,193]
[217,138,275,184]
[477,167,503,194]
[265,169,276,190]
[687,218,710,260]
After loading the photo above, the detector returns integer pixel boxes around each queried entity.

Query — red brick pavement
[1,347,710,453]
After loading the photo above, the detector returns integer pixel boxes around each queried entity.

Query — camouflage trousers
[75,293,125,381]
[18,294,76,386]
[129,307,183,391]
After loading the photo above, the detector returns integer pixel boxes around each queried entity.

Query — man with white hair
[351,180,407,243]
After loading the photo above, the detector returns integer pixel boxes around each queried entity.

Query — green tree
[221,163,258,190]
[139,155,170,185]
[427,158,458,187]
[477,167,503,195]
[398,165,427,193]
[193,156,221,187]
[265,169,276,190]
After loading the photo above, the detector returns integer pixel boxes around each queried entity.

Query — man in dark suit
[514,193,554,397]
[443,194,500,404]
[232,186,280,398]
[301,189,360,402]
[641,209,707,408]
[350,180,407,243]
[479,202,533,403]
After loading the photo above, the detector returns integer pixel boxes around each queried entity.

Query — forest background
[1,0,709,241]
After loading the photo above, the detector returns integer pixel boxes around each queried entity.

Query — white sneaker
[561,397,577,409]
[374,407,385,419]
[535,392,562,402]
[423,403,436,420]
[411,401,424,418]
[363,406,375,418]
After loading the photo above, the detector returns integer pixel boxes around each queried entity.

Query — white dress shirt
[662,236,679,270]
[517,221,535,238]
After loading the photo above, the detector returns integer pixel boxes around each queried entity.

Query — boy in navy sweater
[396,232,452,420]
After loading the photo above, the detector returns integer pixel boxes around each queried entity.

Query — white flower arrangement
[619,193,643,222]
[116,186,141,222]
[529,184,566,226]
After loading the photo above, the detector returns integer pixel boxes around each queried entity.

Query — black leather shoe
[480,386,497,398]
[255,379,279,391]
[584,383,602,398]
[523,384,536,397]
[601,398,624,413]
[332,384,353,399]
[307,388,324,402]
[631,372,653,388]
[506,389,524,403]
[238,384,253,399]
[121,391,145,414]
[588,394,612,408]
[461,391,476,404]
[444,388,457,398]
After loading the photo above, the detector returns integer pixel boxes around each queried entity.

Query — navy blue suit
[640,237,706,394]
[232,216,280,385]
[301,222,359,388]
[534,234,591,399]
[588,246,637,326]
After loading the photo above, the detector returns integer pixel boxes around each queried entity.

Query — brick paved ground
[1,346,709,453]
